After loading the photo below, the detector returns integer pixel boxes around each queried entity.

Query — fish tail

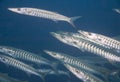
[37,72,47,82]
[96,66,120,82]
[51,61,59,74]
[91,65,110,81]
[68,16,81,28]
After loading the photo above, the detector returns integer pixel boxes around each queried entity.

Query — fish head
[64,64,83,79]
[0,46,15,56]
[51,32,75,45]
[8,8,27,14]
[78,30,98,40]
[44,50,64,60]
[0,55,9,63]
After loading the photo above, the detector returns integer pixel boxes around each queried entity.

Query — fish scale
[51,32,120,62]
[78,30,120,52]
[0,46,52,66]
[21,8,68,21]
[71,34,120,62]
[75,37,120,62]
[44,50,107,76]
[8,7,81,28]
[0,55,43,78]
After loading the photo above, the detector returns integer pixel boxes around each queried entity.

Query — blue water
[0,0,120,82]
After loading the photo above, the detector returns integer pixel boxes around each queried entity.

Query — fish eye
[76,70,80,73]
[2,58,6,61]
[53,53,56,56]
[61,36,65,38]
[1,57,7,62]
[62,57,66,60]
[73,41,77,44]
[98,38,102,41]
[88,33,92,36]
[17,8,21,11]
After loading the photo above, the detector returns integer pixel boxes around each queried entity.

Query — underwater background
[0,0,120,82]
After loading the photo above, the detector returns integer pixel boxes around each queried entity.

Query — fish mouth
[44,50,57,57]
[50,32,63,40]
[50,32,58,37]
[8,8,22,13]
[44,50,52,55]
[78,30,86,34]
[8,8,17,11]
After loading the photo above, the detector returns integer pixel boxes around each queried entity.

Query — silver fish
[64,64,103,82]
[8,7,81,28]
[0,55,45,81]
[51,31,120,62]
[78,30,120,53]
[44,50,111,78]
[0,46,56,69]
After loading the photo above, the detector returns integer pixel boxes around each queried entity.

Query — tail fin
[95,66,120,82]
[90,65,111,82]
[38,71,49,82]
[51,61,59,74]
[68,16,81,28]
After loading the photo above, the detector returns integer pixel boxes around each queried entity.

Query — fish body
[51,32,120,62]
[44,50,106,76]
[0,46,54,67]
[8,7,81,27]
[78,30,120,53]
[64,64,103,82]
[0,55,44,79]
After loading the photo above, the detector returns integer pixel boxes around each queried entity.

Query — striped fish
[51,31,120,62]
[78,30,120,53]
[8,7,81,28]
[0,55,45,81]
[0,46,57,69]
[44,50,111,77]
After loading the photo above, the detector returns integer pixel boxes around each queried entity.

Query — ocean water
[0,0,120,82]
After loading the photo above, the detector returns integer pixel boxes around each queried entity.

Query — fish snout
[8,8,22,13]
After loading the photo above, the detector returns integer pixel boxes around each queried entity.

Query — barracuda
[0,55,44,81]
[78,30,120,53]
[64,64,103,82]
[0,46,56,69]
[44,50,111,77]
[51,31,120,62]
[8,7,81,28]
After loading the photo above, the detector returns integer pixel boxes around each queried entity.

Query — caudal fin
[68,16,81,28]
[51,61,59,74]
[37,71,48,82]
